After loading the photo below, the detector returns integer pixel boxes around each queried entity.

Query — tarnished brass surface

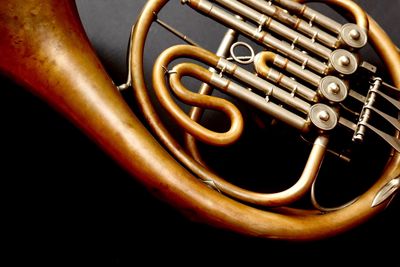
[0,0,399,242]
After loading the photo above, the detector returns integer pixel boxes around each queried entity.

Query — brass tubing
[237,0,339,48]
[171,63,309,131]
[294,0,369,31]
[156,44,311,117]
[213,0,332,59]
[131,9,316,205]
[184,28,238,165]
[254,51,318,101]
[368,17,400,88]
[276,0,343,34]
[0,0,397,242]
[184,0,329,74]
[130,0,400,240]
[216,57,312,114]
[208,72,309,131]
[165,62,322,204]
[153,47,243,146]
[152,43,315,204]
[272,54,322,87]
[132,0,318,208]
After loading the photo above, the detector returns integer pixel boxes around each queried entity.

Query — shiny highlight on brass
[0,0,399,241]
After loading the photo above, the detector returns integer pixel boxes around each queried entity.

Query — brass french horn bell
[0,0,399,241]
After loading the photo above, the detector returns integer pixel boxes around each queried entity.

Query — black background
[2,0,400,265]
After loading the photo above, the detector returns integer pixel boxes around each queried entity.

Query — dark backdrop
[2,0,399,265]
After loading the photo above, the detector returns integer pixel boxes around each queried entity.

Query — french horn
[1,0,399,243]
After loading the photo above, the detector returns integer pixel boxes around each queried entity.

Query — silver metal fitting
[318,76,348,103]
[353,78,380,143]
[340,23,368,49]
[310,104,338,131]
[330,49,358,75]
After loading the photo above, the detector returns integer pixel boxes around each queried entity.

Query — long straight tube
[216,58,311,114]
[273,54,322,87]
[184,0,329,74]
[275,0,342,34]
[237,0,339,48]
[213,0,332,59]
[208,72,308,130]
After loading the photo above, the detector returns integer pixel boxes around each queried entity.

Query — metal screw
[339,56,351,66]
[328,82,340,95]
[319,110,330,122]
[349,29,361,40]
